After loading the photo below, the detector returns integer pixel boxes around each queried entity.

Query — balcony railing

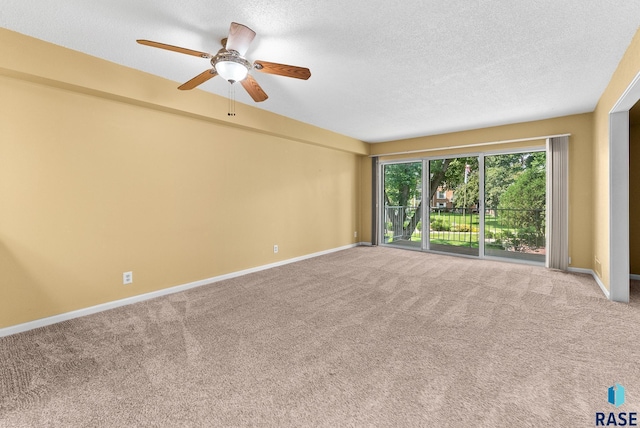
[384,205,545,254]
[485,207,545,253]
[384,205,421,242]
[429,208,479,247]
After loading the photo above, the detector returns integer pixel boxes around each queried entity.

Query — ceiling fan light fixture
[215,59,249,83]
[138,21,310,104]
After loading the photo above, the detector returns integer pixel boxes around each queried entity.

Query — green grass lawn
[430,211,478,224]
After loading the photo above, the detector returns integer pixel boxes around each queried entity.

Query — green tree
[498,165,545,213]
[484,152,545,209]
[497,158,546,250]
[384,163,421,207]
[452,171,479,209]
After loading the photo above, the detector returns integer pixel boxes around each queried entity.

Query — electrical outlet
[123,271,133,285]
[273,244,279,254]
[354,231,358,238]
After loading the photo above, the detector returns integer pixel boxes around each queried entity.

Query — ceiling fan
[137,22,311,103]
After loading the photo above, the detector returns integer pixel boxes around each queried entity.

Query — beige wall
[362,114,594,270]
[0,29,368,329]
[592,27,640,289]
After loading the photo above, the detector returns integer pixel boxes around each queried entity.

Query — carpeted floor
[1,246,639,427]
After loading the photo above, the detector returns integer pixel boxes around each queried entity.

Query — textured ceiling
[2,1,640,143]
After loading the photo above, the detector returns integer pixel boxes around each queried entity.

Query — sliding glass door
[428,157,479,256]
[483,151,546,262]
[379,149,547,265]
[382,162,422,249]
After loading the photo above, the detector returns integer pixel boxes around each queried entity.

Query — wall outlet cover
[123,271,133,285]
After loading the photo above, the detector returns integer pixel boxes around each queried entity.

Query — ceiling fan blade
[240,75,268,102]
[254,60,311,80]
[225,22,256,56]
[137,39,212,59]
[178,69,218,90]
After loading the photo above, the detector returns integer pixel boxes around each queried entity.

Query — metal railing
[484,207,545,252]
[384,205,421,242]
[429,208,479,247]
[384,206,545,253]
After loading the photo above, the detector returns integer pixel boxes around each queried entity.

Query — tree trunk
[402,159,451,238]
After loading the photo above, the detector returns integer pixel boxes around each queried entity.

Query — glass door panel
[428,157,479,256]
[484,152,546,263]
[382,162,422,249]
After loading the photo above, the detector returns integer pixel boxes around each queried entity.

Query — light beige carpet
[1,246,639,427]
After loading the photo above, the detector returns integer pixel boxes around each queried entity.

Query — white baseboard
[0,244,358,338]
[630,274,640,281]
[568,267,610,299]
[358,242,373,247]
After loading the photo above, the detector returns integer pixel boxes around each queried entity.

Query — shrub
[431,218,451,231]
[452,224,471,232]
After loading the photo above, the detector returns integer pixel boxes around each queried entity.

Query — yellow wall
[0,29,368,328]
[631,122,640,275]
[362,114,594,270]
[592,27,640,289]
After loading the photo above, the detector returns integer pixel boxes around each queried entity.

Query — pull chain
[228,83,236,117]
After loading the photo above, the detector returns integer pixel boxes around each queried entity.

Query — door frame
[609,71,640,302]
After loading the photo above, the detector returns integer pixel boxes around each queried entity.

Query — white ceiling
[2,1,640,143]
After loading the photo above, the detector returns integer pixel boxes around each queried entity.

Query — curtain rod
[368,133,571,158]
